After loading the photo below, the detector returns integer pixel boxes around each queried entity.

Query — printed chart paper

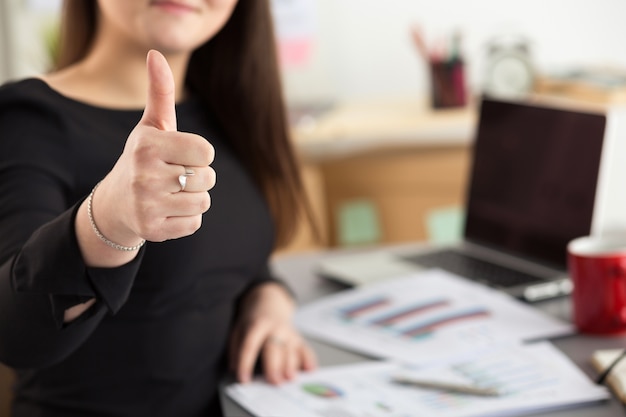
[295,269,573,365]
[226,342,608,417]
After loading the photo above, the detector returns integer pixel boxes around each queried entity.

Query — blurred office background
[2,1,626,413]
[2,0,626,101]
[1,0,626,254]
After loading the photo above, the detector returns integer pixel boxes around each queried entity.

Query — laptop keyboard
[402,249,546,288]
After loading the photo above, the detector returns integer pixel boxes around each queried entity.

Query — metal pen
[392,375,501,397]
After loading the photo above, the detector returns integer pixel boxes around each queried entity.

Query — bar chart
[296,270,573,365]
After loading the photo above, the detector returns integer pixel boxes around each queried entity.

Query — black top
[0,79,277,416]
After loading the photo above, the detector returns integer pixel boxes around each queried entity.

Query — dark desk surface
[221,244,626,417]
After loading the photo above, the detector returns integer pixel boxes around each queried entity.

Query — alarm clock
[483,38,535,98]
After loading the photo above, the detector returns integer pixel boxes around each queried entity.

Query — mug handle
[612,259,626,324]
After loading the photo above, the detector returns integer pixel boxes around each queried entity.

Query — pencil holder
[429,59,467,109]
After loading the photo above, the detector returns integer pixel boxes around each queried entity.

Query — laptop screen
[464,98,606,269]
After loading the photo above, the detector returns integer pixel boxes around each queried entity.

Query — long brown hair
[56,0,312,248]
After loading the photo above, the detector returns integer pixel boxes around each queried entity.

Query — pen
[391,375,501,397]
[409,24,430,61]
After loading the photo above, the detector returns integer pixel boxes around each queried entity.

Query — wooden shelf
[278,98,476,255]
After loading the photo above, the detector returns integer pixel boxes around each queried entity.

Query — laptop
[317,97,608,302]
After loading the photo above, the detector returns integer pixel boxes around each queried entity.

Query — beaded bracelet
[87,182,146,252]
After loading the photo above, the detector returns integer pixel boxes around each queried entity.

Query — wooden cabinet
[320,145,470,246]
[279,99,476,254]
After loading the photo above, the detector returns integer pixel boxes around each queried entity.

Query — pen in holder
[430,58,467,109]
[411,25,468,109]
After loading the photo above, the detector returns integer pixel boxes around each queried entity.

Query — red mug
[568,236,626,335]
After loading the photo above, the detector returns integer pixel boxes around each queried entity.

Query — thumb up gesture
[93,50,216,246]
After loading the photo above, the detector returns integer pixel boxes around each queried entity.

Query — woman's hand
[229,282,317,384]
[84,50,216,255]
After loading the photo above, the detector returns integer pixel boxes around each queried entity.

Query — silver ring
[177,167,195,192]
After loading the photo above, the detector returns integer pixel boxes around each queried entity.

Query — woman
[0,0,316,415]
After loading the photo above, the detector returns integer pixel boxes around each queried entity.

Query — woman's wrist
[88,179,145,249]
[242,281,295,316]
[87,181,145,251]
[75,186,142,268]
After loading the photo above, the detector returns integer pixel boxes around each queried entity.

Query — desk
[292,98,475,162]
[221,243,626,417]
[281,99,476,254]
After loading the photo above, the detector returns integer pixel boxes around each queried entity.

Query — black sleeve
[236,264,296,308]
[0,89,143,369]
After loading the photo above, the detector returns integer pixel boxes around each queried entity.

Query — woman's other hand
[229,282,317,385]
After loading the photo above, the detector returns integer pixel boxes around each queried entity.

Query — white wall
[281,0,626,103]
[3,0,626,104]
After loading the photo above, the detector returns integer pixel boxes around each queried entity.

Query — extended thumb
[141,50,177,131]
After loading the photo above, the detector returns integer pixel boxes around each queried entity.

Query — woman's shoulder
[0,78,60,105]
[0,78,74,134]
[0,76,129,130]
[0,78,74,124]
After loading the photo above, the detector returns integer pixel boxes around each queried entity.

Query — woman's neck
[42,41,190,110]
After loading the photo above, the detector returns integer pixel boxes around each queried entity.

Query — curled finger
[283,340,298,381]
[263,336,287,385]
[235,321,271,383]
[300,342,318,372]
